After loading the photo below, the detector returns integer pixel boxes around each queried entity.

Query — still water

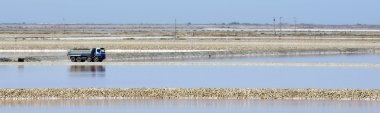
[197,54,380,63]
[1,99,379,113]
[0,64,379,89]
[1,55,380,113]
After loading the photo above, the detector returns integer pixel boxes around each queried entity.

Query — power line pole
[294,17,297,34]
[273,17,276,36]
[174,19,177,39]
[280,17,283,36]
[62,18,66,34]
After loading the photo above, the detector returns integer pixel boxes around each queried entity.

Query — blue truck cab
[94,48,106,60]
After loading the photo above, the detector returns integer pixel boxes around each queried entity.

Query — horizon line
[1,22,379,26]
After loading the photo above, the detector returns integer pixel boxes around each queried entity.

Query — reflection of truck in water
[70,65,106,77]
[70,65,105,73]
[67,48,106,62]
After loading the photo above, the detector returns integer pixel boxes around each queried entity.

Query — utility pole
[62,18,66,34]
[294,17,297,34]
[174,19,177,39]
[279,17,283,37]
[273,17,276,36]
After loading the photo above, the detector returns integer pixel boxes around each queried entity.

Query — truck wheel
[94,57,100,62]
[75,57,81,62]
[86,57,93,62]
[70,57,75,62]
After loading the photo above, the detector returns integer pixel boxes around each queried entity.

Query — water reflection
[17,65,24,72]
[69,65,106,77]
[1,65,380,88]
[1,99,380,113]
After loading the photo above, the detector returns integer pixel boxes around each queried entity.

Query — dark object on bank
[18,58,24,62]
[0,58,13,62]
[24,57,41,62]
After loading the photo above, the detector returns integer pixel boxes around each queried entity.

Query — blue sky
[0,0,379,24]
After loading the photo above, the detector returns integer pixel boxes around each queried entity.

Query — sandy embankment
[0,48,374,62]
[0,88,379,100]
[1,62,380,68]
[1,39,379,50]
[0,39,379,62]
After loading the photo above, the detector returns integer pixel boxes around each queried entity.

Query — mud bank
[0,88,379,100]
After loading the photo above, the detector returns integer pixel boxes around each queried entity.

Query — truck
[67,48,106,62]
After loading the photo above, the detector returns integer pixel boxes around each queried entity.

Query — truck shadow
[69,65,106,77]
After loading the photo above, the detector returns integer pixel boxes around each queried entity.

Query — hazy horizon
[1,0,379,25]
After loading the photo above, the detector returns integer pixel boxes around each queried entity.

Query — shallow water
[1,55,380,113]
[1,99,379,113]
[0,64,379,89]
[198,54,380,63]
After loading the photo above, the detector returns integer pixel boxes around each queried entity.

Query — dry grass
[1,24,380,38]
[0,39,380,51]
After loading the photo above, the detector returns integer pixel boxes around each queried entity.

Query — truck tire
[86,57,93,62]
[75,57,81,62]
[70,57,76,62]
[94,57,100,62]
